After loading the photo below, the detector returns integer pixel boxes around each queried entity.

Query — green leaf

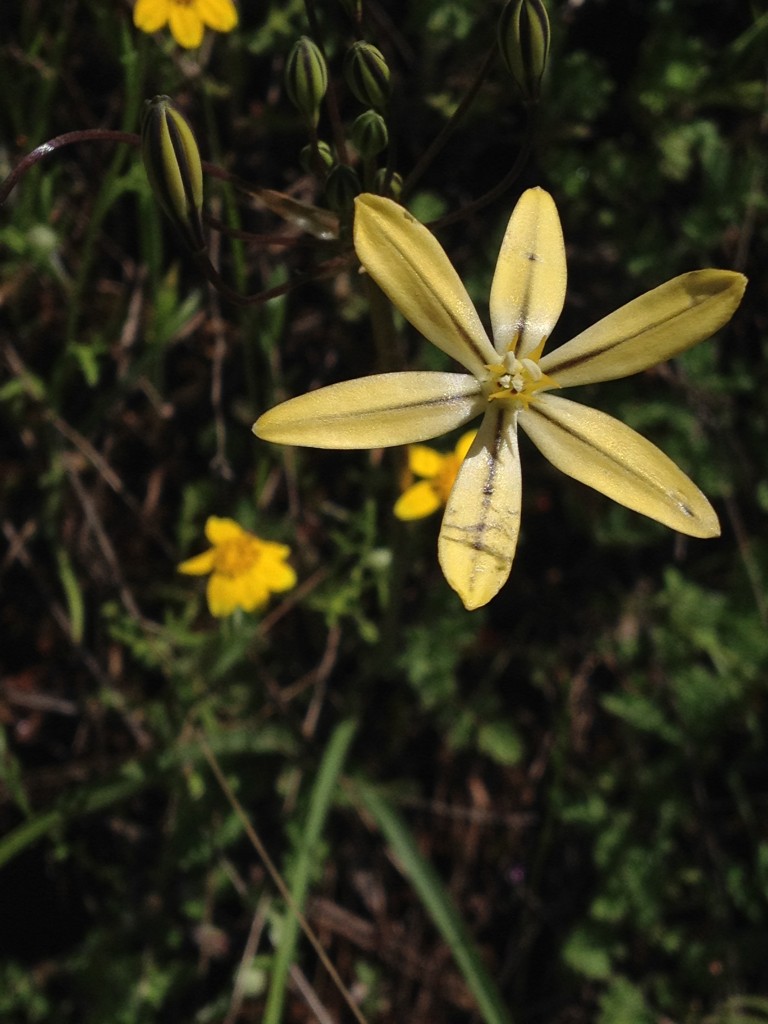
[353,777,515,1024]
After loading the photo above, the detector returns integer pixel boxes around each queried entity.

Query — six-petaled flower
[254,188,746,610]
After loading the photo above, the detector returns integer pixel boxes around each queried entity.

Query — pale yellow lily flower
[254,189,746,610]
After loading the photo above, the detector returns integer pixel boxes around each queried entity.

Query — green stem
[428,104,536,230]
[303,0,350,165]
[402,44,497,199]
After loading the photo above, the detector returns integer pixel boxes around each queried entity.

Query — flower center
[214,537,262,577]
[483,334,557,409]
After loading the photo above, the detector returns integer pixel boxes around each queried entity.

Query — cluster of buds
[282,34,397,219]
[136,3,550,277]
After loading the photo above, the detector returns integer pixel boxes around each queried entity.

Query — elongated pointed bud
[141,96,205,252]
[344,42,390,111]
[498,0,550,102]
[285,36,329,127]
[351,110,388,159]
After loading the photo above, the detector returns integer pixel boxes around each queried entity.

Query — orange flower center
[213,536,262,577]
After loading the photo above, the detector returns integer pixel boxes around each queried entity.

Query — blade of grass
[263,718,357,1024]
[200,726,369,1024]
[353,777,515,1024]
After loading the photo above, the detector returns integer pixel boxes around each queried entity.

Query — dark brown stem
[0,130,140,205]
[401,44,497,199]
[427,105,535,230]
[193,251,352,308]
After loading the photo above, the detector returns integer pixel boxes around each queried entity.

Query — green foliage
[1,0,766,1022]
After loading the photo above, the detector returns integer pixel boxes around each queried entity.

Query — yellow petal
[178,548,216,575]
[197,0,238,32]
[519,394,719,537]
[168,6,204,47]
[268,563,298,594]
[239,572,271,612]
[438,407,522,610]
[258,548,298,593]
[353,195,497,377]
[395,480,443,520]
[408,444,444,479]
[207,573,238,616]
[541,270,747,388]
[454,429,477,461]
[254,372,484,449]
[490,187,566,359]
[134,0,170,31]
[205,516,245,545]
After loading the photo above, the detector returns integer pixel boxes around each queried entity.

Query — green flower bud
[300,140,334,176]
[373,168,403,199]
[324,164,361,216]
[344,42,391,111]
[285,36,329,127]
[141,95,205,253]
[351,110,388,159]
[498,0,550,102]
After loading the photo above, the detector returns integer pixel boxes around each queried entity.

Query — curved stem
[428,104,536,230]
[193,251,352,308]
[401,43,497,199]
[303,0,350,165]
[0,130,140,206]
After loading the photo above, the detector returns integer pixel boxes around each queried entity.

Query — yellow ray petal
[408,444,444,478]
[540,270,747,388]
[438,407,522,610]
[205,516,244,545]
[178,548,216,575]
[207,573,238,617]
[454,430,477,461]
[490,186,567,359]
[134,0,170,32]
[519,394,720,537]
[254,372,484,449]
[353,195,497,377]
[197,0,238,31]
[394,480,443,520]
[168,6,204,47]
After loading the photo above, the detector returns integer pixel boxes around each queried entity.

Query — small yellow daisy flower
[178,516,296,617]
[395,431,477,521]
[133,0,238,50]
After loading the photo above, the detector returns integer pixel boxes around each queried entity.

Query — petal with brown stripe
[254,372,484,449]
[490,187,567,360]
[438,407,522,609]
[519,394,720,537]
[540,270,746,388]
[353,195,498,377]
